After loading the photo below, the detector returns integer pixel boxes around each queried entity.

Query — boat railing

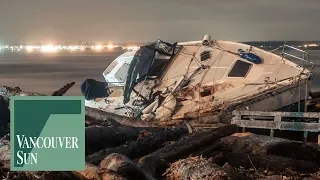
[269,44,313,113]
[270,44,314,69]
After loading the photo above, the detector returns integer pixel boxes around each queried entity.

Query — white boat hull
[83,35,314,126]
[219,78,311,123]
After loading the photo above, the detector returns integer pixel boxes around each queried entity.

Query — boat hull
[219,78,311,123]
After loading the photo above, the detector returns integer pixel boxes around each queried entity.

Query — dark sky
[0,0,319,44]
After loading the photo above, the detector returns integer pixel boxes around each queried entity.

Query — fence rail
[231,110,320,143]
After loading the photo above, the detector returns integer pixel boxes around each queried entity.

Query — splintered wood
[164,156,231,180]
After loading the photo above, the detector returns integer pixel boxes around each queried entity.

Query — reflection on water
[0,50,319,95]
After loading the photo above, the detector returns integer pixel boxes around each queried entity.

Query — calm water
[0,51,123,95]
[0,50,320,95]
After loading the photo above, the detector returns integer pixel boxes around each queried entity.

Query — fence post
[270,129,274,137]
[303,131,308,143]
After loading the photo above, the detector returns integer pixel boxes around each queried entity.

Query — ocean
[0,50,319,95]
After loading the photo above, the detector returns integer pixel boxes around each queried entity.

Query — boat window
[201,51,211,61]
[105,61,118,74]
[114,63,130,82]
[228,60,252,77]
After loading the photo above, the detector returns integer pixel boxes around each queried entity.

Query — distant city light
[303,43,319,48]
[0,42,142,53]
[41,44,58,53]
[26,45,38,52]
[107,44,114,49]
[95,45,103,51]
[125,46,140,51]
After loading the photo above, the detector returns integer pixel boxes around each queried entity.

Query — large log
[85,106,151,127]
[75,162,128,180]
[99,170,128,180]
[3,172,39,180]
[0,83,75,98]
[146,124,238,163]
[0,141,10,170]
[164,156,232,180]
[86,127,188,165]
[39,171,86,180]
[136,156,169,180]
[310,91,320,99]
[191,139,224,157]
[51,82,75,96]
[85,126,181,155]
[212,152,319,174]
[0,96,10,137]
[0,86,45,100]
[75,163,101,179]
[99,153,145,180]
[220,133,320,165]
[85,115,123,127]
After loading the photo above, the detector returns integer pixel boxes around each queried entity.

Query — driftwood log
[0,83,75,110]
[85,117,119,127]
[86,127,188,165]
[145,124,238,163]
[85,126,186,155]
[0,83,75,98]
[39,171,86,180]
[0,141,10,170]
[191,139,224,157]
[3,172,39,180]
[212,152,319,174]
[75,163,102,179]
[85,106,151,127]
[220,133,320,165]
[310,91,320,99]
[51,82,76,96]
[0,86,45,99]
[75,162,128,180]
[136,156,169,180]
[99,153,145,180]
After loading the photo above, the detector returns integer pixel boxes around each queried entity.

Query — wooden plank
[303,131,308,142]
[279,122,320,132]
[231,120,320,132]
[234,110,320,118]
[232,114,241,121]
[242,115,275,120]
[231,120,277,129]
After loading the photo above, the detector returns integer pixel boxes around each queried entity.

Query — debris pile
[0,85,319,180]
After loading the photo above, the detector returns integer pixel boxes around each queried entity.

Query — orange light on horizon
[41,44,58,53]
[107,44,114,49]
[25,46,34,52]
[126,45,140,51]
[94,45,103,51]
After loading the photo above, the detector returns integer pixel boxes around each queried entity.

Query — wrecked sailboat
[83,35,314,125]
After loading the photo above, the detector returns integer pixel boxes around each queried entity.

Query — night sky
[0,0,319,44]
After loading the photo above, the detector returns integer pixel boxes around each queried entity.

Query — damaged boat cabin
[86,35,314,125]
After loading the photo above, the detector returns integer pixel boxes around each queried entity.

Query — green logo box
[10,96,85,171]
